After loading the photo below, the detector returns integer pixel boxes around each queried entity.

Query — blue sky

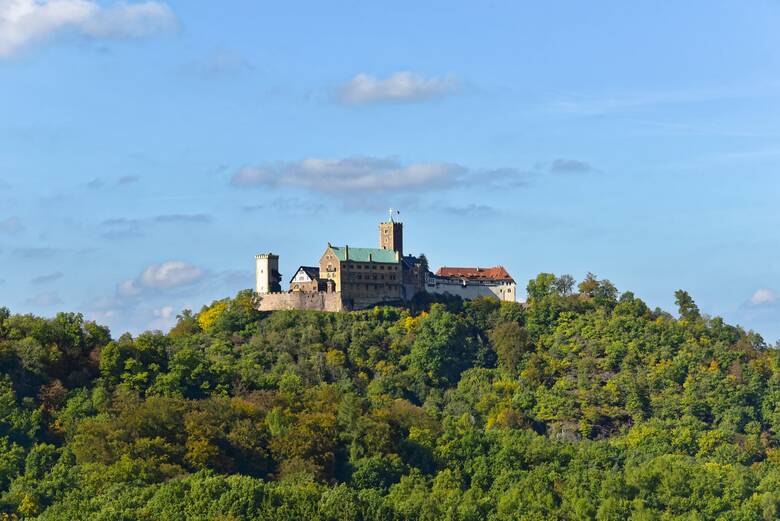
[1,0,779,339]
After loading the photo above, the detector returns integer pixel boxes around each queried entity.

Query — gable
[289,266,319,283]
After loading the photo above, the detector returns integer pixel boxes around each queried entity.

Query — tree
[489,322,530,372]
[554,274,576,296]
[526,273,558,302]
[0,307,9,337]
[578,273,618,308]
[409,305,472,384]
[0,281,776,519]
[170,309,200,338]
[674,289,700,321]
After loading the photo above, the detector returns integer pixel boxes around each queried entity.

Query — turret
[256,253,281,294]
[379,209,403,257]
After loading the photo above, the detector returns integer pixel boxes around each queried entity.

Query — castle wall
[425,277,517,302]
[257,291,344,312]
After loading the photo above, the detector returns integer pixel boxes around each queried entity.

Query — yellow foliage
[400,311,428,333]
[17,494,38,518]
[325,349,345,368]
[697,429,729,457]
[766,447,780,464]
[197,300,229,332]
[604,379,620,403]
[493,379,519,397]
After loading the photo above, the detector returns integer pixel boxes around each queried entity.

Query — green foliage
[0,281,778,519]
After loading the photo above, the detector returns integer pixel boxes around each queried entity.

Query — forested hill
[0,273,779,520]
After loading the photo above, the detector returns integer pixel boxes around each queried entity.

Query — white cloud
[140,261,204,289]
[153,305,173,319]
[232,156,466,195]
[117,260,205,299]
[0,0,176,59]
[117,279,142,297]
[148,305,177,331]
[338,71,457,105]
[750,288,778,306]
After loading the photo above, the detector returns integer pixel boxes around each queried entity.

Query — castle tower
[379,210,403,257]
[255,253,281,294]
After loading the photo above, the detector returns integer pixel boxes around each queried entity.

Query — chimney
[345,244,349,260]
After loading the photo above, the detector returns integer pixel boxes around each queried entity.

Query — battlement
[257,291,344,312]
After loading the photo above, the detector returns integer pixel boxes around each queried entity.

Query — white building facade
[425,267,517,302]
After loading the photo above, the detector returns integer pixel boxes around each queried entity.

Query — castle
[255,213,516,312]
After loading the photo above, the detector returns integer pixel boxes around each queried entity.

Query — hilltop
[0,272,778,520]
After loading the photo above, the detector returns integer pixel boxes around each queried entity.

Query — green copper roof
[330,246,398,263]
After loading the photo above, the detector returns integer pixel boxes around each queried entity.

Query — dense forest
[0,273,779,520]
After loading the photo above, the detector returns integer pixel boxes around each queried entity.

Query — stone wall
[425,278,517,302]
[257,291,344,312]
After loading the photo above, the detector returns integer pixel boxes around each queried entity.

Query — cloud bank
[232,157,466,195]
[230,156,585,202]
[338,72,457,105]
[117,260,205,298]
[0,0,176,58]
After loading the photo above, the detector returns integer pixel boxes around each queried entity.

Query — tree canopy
[0,280,778,520]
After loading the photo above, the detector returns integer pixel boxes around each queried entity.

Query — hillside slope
[0,273,778,520]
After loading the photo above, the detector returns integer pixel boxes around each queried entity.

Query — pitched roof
[289,266,320,283]
[330,246,399,264]
[435,266,514,281]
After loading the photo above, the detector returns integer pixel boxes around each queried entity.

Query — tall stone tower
[255,253,281,294]
[379,211,403,257]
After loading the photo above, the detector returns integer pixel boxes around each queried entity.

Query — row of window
[345,263,397,271]
[346,283,400,291]
[351,274,397,281]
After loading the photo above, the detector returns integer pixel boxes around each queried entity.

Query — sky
[1,0,779,340]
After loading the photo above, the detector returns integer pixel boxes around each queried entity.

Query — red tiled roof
[435,266,514,281]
